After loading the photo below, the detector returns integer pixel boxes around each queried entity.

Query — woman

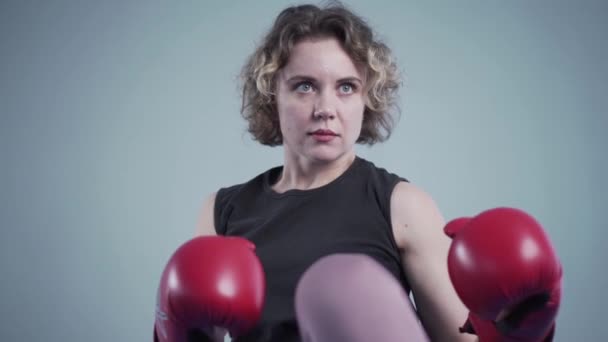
[193,3,477,341]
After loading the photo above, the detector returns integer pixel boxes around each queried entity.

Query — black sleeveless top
[214,156,410,342]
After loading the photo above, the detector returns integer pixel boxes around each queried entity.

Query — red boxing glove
[154,236,266,341]
[444,207,562,342]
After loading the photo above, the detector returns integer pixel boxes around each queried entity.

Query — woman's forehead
[280,38,364,81]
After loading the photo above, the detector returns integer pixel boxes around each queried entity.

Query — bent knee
[294,253,429,341]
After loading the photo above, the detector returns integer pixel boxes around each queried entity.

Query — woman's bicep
[390,182,475,342]
[195,191,218,237]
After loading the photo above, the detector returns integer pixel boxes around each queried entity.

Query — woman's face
[275,37,366,164]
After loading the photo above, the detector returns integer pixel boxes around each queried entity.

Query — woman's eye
[340,83,356,94]
[295,82,314,93]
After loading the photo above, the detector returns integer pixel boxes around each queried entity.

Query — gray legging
[294,253,430,342]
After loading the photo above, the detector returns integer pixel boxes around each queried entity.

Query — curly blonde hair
[240,2,402,146]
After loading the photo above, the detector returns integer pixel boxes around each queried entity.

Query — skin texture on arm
[195,192,218,237]
[391,181,477,342]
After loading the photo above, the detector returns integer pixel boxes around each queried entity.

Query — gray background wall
[1,0,606,341]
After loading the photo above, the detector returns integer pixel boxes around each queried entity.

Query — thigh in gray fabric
[294,253,430,342]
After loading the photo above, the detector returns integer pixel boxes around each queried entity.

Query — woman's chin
[306,148,352,164]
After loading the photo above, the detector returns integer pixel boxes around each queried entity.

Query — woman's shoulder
[355,156,409,184]
[215,165,280,203]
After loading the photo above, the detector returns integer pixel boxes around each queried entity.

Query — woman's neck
[272,152,356,193]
